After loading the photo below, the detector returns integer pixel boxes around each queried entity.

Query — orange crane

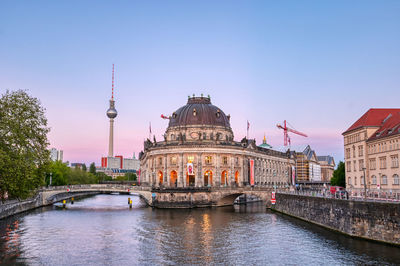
[277,120,307,146]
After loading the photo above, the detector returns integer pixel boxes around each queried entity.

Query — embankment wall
[272,193,400,245]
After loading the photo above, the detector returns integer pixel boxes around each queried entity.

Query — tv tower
[106,64,117,157]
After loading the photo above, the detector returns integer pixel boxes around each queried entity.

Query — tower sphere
[107,107,118,119]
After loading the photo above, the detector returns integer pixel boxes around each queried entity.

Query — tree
[0,90,50,200]
[46,160,69,186]
[125,172,137,181]
[82,163,87,172]
[89,162,96,174]
[331,161,346,187]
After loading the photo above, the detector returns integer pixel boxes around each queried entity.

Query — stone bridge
[40,185,280,208]
[151,187,279,208]
[40,184,153,206]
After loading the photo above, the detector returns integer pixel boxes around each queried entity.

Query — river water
[0,194,399,265]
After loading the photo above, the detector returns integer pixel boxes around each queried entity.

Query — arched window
[371,175,377,185]
[382,175,388,185]
[393,174,399,185]
[348,177,352,185]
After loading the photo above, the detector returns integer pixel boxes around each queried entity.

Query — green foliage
[96,172,112,182]
[125,172,137,181]
[331,161,346,187]
[81,163,87,172]
[47,160,69,186]
[0,90,50,200]
[46,161,99,186]
[89,162,96,174]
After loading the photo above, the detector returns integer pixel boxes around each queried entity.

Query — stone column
[230,156,234,187]
[178,153,183,187]
[197,153,203,187]
[164,155,168,187]
[216,154,220,186]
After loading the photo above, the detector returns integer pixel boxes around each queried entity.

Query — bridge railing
[39,184,151,192]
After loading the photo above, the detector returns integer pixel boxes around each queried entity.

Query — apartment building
[343,109,400,193]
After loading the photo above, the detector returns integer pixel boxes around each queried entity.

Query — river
[0,194,399,265]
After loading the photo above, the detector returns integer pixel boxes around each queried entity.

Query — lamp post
[49,172,52,186]
[362,167,367,199]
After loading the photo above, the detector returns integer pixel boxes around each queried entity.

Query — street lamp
[49,172,52,186]
[362,167,367,199]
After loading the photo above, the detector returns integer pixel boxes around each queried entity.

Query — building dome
[168,96,231,129]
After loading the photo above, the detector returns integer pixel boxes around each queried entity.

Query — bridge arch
[215,191,271,207]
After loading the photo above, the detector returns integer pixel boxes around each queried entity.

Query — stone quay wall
[272,193,400,246]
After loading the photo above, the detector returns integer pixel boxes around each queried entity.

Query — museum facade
[139,96,295,188]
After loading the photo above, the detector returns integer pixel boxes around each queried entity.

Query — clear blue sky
[1,0,399,165]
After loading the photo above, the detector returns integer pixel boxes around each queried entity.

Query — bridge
[40,184,279,208]
[40,184,153,206]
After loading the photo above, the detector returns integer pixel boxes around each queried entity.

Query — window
[348,177,352,185]
[379,157,387,169]
[353,146,356,158]
[369,158,376,170]
[170,157,177,165]
[171,134,175,140]
[393,174,399,185]
[359,159,364,171]
[382,175,388,185]
[358,145,363,156]
[159,157,163,166]
[205,156,212,164]
[222,156,228,165]
[361,176,364,185]
[346,148,351,159]
[347,161,351,172]
[354,176,357,185]
[235,157,239,166]
[187,156,194,163]
[372,175,377,185]
[353,160,356,171]
[391,155,399,168]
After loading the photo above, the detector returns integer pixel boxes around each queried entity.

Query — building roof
[368,111,400,141]
[168,96,231,129]
[317,155,335,166]
[343,108,400,134]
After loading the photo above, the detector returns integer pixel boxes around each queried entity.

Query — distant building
[343,108,400,194]
[70,163,85,169]
[50,148,63,162]
[101,155,140,171]
[317,156,335,182]
[295,145,321,182]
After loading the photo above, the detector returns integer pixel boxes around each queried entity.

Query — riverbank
[0,190,99,220]
[271,192,400,246]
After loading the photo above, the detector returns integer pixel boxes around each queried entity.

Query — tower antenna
[112,64,115,100]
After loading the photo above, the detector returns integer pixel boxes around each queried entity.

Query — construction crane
[276,120,307,146]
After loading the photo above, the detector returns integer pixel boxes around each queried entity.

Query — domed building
[139,95,294,188]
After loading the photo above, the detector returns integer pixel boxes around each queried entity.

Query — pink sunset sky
[1,1,399,166]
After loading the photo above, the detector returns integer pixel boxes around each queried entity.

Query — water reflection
[0,194,399,265]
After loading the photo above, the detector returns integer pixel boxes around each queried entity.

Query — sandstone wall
[272,193,400,245]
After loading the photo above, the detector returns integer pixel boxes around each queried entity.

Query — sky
[1,0,399,166]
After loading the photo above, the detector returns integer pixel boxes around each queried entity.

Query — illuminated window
[205,156,212,164]
[223,156,228,165]
[187,156,194,163]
